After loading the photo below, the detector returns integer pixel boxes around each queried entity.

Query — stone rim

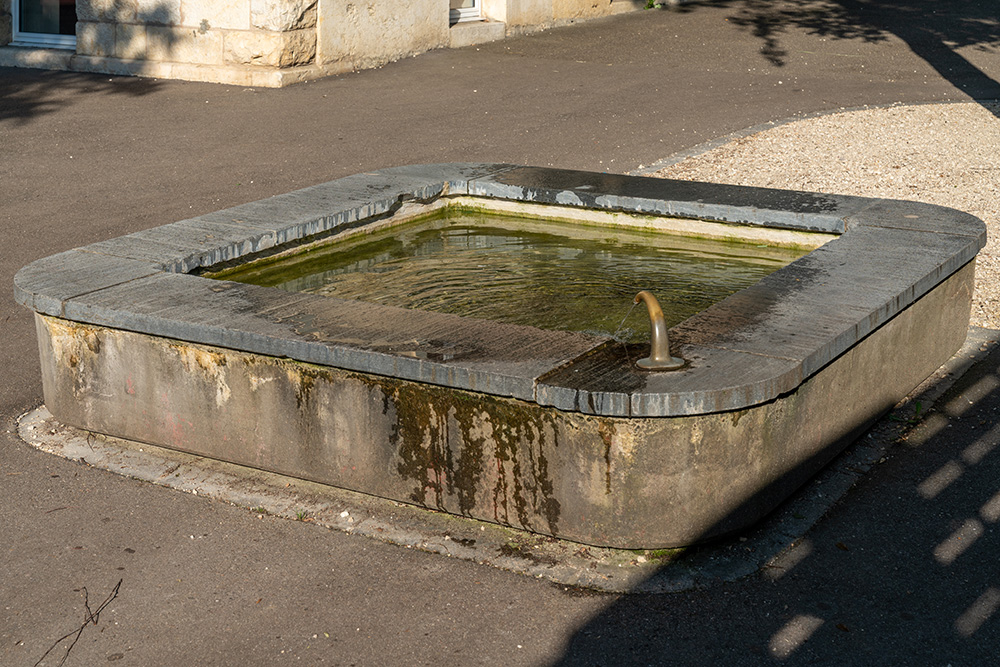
[13,163,987,417]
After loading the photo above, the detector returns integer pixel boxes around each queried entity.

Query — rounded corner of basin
[12,264,41,310]
[625,356,805,418]
[844,197,988,243]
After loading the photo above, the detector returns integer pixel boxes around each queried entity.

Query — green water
[214,211,808,342]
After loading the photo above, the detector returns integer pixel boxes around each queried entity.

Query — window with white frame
[450,0,481,24]
[12,0,77,48]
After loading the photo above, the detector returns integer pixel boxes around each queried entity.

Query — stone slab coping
[14,164,986,416]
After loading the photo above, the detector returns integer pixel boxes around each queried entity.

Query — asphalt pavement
[3,1,1000,664]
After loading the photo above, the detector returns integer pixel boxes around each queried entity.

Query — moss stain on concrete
[358,375,563,534]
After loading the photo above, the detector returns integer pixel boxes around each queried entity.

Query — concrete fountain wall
[14,164,986,548]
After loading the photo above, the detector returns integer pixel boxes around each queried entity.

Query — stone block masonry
[0,0,644,87]
[73,0,315,67]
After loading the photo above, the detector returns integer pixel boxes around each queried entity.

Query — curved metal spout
[633,290,685,371]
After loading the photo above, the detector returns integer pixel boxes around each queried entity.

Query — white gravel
[652,102,1000,329]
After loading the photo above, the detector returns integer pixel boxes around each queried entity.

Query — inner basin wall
[35,260,974,548]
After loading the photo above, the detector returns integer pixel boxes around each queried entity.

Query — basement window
[450,0,482,24]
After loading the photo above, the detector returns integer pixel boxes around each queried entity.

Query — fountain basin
[14,164,985,548]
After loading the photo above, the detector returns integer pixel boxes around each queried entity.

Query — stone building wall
[315,0,642,72]
[0,0,644,85]
[317,0,449,74]
[74,0,317,68]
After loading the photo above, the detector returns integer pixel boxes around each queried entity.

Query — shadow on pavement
[0,0,187,125]
[674,0,1000,112]
[0,68,164,125]
[553,337,1000,663]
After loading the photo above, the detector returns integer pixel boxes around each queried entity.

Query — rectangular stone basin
[14,164,986,548]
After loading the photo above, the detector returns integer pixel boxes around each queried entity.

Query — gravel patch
[651,102,1000,328]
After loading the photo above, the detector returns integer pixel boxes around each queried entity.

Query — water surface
[216,211,807,342]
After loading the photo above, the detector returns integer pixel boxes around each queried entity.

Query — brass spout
[633,290,685,371]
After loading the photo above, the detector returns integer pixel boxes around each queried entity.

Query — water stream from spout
[612,300,641,366]
[612,301,640,342]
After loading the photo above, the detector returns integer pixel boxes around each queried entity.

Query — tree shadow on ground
[675,0,1000,112]
[0,0,188,124]
[0,67,164,124]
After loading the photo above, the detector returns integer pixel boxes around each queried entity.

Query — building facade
[0,0,643,86]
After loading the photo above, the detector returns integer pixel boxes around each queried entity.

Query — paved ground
[2,1,1000,664]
